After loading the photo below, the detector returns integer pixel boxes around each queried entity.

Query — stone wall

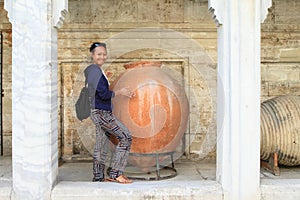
[261,0,300,102]
[0,1,12,156]
[0,0,299,159]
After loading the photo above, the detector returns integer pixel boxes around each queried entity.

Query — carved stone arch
[261,0,273,23]
[52,0,68,29]
[3,0,13,24]
[208,0,223,27]
[208,0,272,27]
[4,0,68,28]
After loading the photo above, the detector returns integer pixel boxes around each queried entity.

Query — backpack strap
[85,78,88,87]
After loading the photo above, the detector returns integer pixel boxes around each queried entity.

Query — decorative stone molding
[208,0,272,26]
[5,0,68,28]
[208,0,223,27]
[3,0,13,24]
[261,0,272,23]
[52,0,68,29]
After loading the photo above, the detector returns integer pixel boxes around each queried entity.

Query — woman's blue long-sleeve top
[84,64,114,111]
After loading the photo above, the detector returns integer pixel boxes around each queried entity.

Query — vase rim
[124,61,162,69]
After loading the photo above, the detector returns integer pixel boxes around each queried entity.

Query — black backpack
[75,79,91,121]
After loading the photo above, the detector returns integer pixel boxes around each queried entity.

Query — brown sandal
[106,175,132,184]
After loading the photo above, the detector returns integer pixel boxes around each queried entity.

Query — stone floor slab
[51,180,223,200]
[261,179,300,200]
[2,156,300,199]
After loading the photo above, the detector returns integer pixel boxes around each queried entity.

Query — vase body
[261,95,300,166]
[111,61,189,169]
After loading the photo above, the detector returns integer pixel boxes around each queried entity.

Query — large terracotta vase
[111,61,189,169]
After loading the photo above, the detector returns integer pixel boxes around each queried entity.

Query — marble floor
[2,156,300,183]
[1,156,300,200]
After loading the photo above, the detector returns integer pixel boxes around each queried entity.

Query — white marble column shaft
[4,1,67,199]
[208,0,272,200]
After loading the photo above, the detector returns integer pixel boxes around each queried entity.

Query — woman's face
[91,46,107,66]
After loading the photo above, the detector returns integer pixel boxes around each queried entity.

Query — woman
[84,42,134,184]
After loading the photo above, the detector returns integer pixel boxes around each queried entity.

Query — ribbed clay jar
[260,95,300,166]
[111,61,189,169]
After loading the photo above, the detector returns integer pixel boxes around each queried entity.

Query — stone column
[208,0,271,200]
[4,1,67,200]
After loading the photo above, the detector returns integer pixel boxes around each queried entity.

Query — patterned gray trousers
[90,109,132,181]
